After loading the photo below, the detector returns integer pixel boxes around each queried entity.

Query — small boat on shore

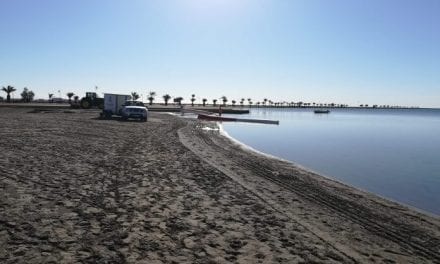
[314,109,330,114]
[197,114,279,125]
[197,114,237,122]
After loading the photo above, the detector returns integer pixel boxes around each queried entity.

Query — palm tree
[190,94,196,107]
[231,100,236,107]
[66,92,74,104]
[202,98,207,107]
[48,93,54,103]
[2,85,16,103]
[247,98,252,107]
[212,99,217,106]
[147,91,156,105]
[263,98,268,107]
[221,96,228,106]
[131,92,140,100]
[163,94,171,106]
[240,98,245,107]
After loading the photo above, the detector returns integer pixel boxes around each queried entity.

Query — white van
[103,93,132,117]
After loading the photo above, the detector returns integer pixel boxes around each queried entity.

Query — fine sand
[0,107,439,263]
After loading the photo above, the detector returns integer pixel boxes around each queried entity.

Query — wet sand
[0,107,439,263]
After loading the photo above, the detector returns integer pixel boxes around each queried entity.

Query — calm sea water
[221,108,440,216]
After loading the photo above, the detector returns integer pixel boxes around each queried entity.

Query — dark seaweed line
[193,125,440,261]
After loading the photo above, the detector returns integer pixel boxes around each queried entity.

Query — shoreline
[179,116,440,262]
[217,122,439,218]
[1,108,439,263]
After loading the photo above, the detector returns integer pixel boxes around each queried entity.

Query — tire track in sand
[178,120,440,263]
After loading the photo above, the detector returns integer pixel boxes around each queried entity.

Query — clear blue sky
[1,0,439,107]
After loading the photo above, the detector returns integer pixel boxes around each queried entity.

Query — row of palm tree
[136,92,349,108]
[2,86,351,108]
[96,91,411,109]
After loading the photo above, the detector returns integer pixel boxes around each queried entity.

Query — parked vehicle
[121,106,148,121]
[73,92,104,109]
[101,93,148,121]
[102,93,132,117]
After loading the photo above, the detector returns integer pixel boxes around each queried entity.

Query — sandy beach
[0,107,439,263]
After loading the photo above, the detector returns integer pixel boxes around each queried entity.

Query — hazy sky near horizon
[1,0,439,107]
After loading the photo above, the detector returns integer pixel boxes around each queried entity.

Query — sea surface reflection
[222,108,440,215]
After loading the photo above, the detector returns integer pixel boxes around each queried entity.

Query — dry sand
[0,107,439,263]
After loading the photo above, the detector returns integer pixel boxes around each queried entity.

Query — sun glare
[182,0,250,18]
